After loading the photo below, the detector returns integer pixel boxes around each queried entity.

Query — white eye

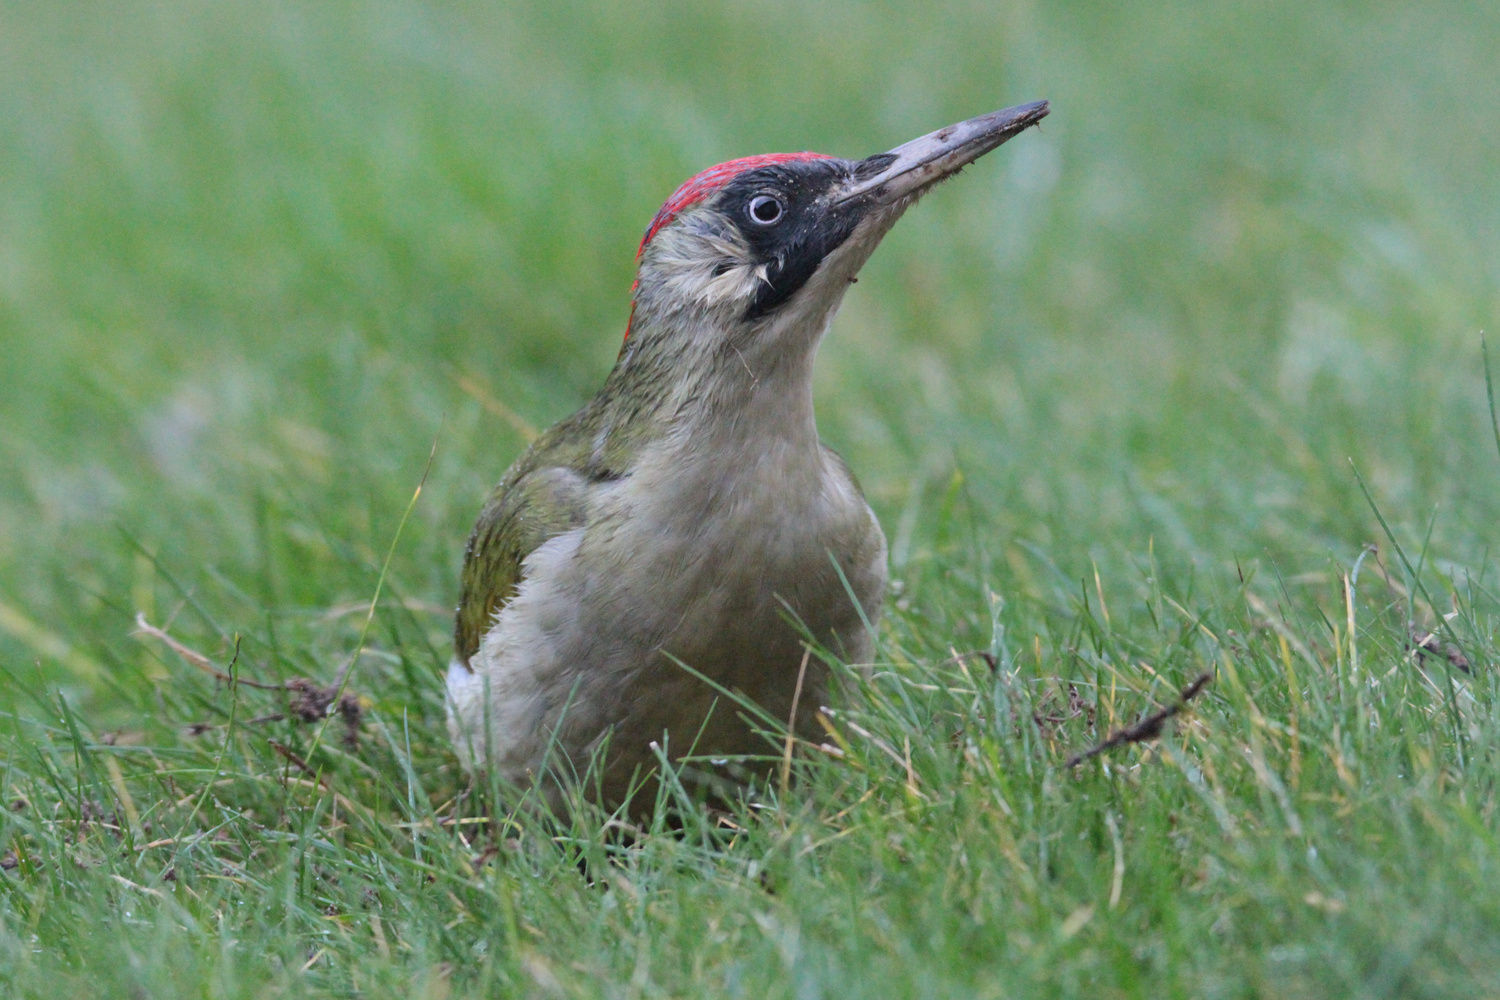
[748,195,783,225]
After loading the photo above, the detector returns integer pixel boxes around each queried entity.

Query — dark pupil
[752,197,781,223]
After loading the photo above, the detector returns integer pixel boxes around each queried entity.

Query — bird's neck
[602,307,827,458]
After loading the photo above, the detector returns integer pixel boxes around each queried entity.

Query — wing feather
[453,466,590,667]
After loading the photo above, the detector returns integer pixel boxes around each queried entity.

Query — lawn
[2,0,1499,996]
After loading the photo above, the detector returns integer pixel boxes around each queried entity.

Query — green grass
[2,0,1500,995]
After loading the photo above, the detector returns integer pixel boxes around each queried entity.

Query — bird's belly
[456,468,886,805]
[626,472,884,664]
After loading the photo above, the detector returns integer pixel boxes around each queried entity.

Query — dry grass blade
[133,615,282,690]
[451,366,539,441]
[780,646,812,800]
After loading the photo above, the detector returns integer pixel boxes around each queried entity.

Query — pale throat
[696,281,851,455]
[630,206,900,456]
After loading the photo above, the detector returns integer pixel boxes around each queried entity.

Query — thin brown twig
[268,747,360,824]
[269,740,330,791]
[136,615,364,746]
[1066,672,1213,768]
[1409,628,1471,674]
[945,649,1000,673]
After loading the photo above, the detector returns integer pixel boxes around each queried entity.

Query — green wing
[454,383,648,668]
[453,464,591,668]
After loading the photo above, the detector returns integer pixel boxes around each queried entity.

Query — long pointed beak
[838,100,1050,206]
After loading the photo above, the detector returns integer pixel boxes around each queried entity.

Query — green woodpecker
[449,101,1049,808]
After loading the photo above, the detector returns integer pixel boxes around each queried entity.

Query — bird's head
[621,100,1049,380]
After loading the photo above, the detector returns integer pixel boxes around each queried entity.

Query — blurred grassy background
[2,0,1496,711]
[1,1,1500,995]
